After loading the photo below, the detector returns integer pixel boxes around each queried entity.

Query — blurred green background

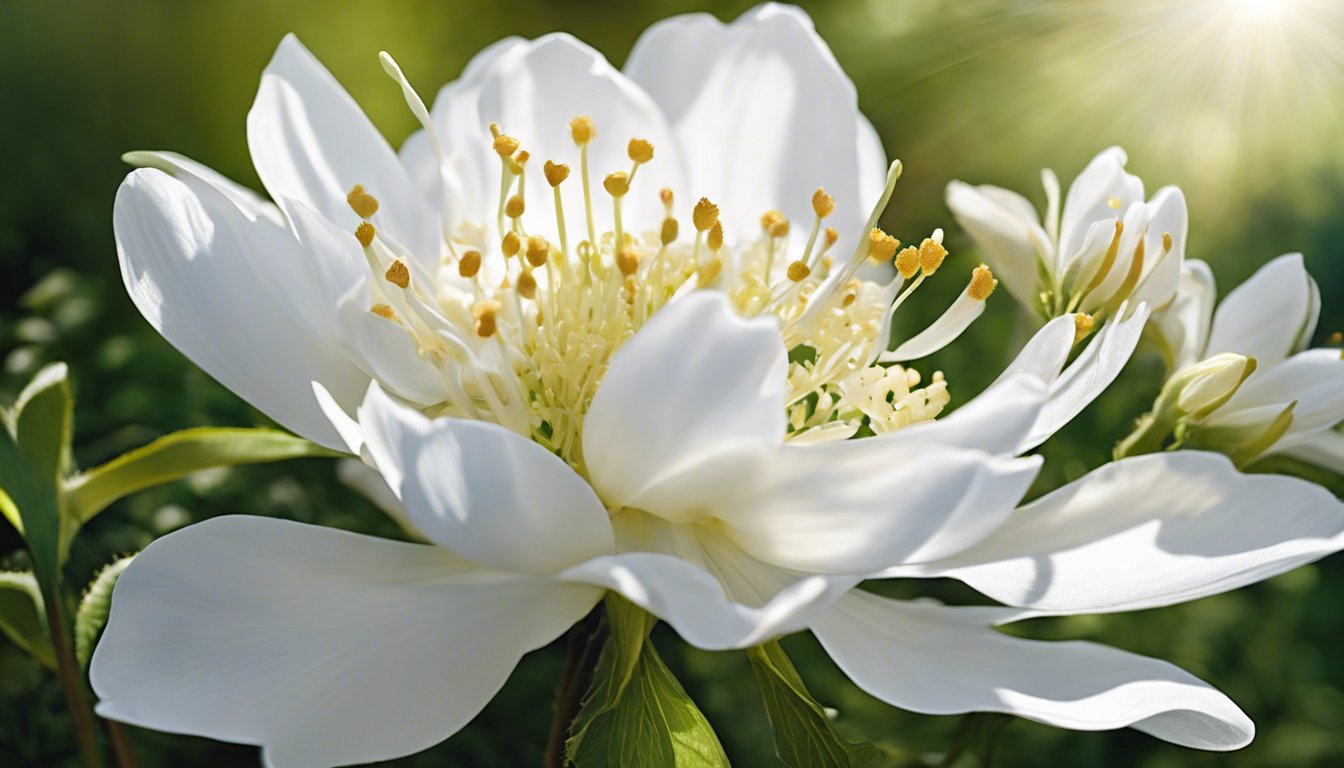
[2,0,1343,766]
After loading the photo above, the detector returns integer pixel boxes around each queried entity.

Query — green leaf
[567,594,730,768]
[0,571,56,671]
[64,427,341,525]
[747,641,878,768]
[12,362,74,485]
[74,555,134,671]
[0,407,63,586]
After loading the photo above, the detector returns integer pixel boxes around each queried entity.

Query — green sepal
[63,427,341,526]
[0,571,57,671]
[0,403,63,587]
[74,555,134,671]
[567,594,730,768]
[748,641,878,768]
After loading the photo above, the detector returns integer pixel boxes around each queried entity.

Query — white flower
[946,146,1188,323]
[90,5,1344,767]
[1147,253,1344,467]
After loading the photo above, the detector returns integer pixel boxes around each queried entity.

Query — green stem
[104,717,138,768]
[44,586,102,768]
[545,606,606,768]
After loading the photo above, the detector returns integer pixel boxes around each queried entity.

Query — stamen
[502,231,521,259]
[966,264,997,300]
[617,247,640,277]
[868,228,900,264]
[355,222,376,248]
[693,198,719,232]
[544,160,570,187]
[787,261,811,282]
[628,138,654,165]
[493,134,521,158]
[517,270,537,300]
[370,303,399,322]
[707,221,724,252]
[895,246,920,279]
[660,217,679,245]
[603,172,630,197]
[1073,313,1095,345]
[572,116,598,249]
[1108,197,1122,210]
[347,185,380,219]
[918,237,947,274]
[385,260,411,290]
[812,188,836,219]
[505,194,526,220]
[458,250,482,278]
[544,160,570,259]
[526,236,549,267]
[472,299,502,337]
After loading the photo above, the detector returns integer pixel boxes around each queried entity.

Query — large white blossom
[91,5,1344,767]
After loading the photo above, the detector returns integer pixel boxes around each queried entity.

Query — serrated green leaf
[74,555,134,671]
[748,641,878,768]
[567,594,730,768]
[12,362,74,485]
[64,427,341,525]
[0,409,62,586]
[0,571,56,671]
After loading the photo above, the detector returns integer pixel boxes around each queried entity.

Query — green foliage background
[2,0,1342,765]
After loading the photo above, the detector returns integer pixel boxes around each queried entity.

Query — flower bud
[1170,353,1257,420]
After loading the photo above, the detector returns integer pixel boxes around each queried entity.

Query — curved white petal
[114,167,368,449]
[626,4,875,252]
[1150,259,1216,371]
[997,314,1075,386]
[1129,186,1188,310]
[894,373,1050,456]
[91,516,601,768]
[1278,427,1344,473]
[359,384,614,574]
[1057,147,1144,267]
[944,180,1044,310]
[583,292,787,523]
[881,289,988,362]
[1223,348,1344,440]
[1205,253,1315,367]
[896,451,1344,613]
[811,590,1252,750]
[248,35,440,267]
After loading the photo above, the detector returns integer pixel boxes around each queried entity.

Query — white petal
[868,373,1049,457]
[855,114,887,214]
[1057,147,1144,265]
[1130,186,1188,310]
[114,168,368,449]
[1150,259,1216,371]
[811,590,1252,750]
[1205,253,1315,367]
[583,292,787,523]
[996,314,1075,386]
[359,384,614,574]
[1223,348,1344,439]
[626,4,873,252]
[247,35,439,267]
[897,451,1344,613]
[881,289,988,362]
[1278,427,1344,474]
[335,456,427,541]
[944,180,1044,309]
[91,516,600,768]
[1018,302,1151,452]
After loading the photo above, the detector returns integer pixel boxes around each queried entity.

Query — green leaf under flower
[0,571,56,671]
[748,640,878,768]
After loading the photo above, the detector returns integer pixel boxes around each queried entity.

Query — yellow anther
[493,134,520,157]
[824,227,838,250]
[515,150,530,167]
[661,217,679,245]
[472,299,502,337]
[787,261,811,282]
[660,188,674,207]
[517,269,537,299]
[867,228,900,263]
[570,116,596,145]
[355,222,376,248]
[761,209,786,234]
[769,217,790,238]
[628,138,655,164]
[701,257,723,282]
[505,195,526,219]
[502,231,521,257]
[707,221,724,251]
[895,246,920,279]
[489,122,502,139]
[347,184,380,219]
[617,247,640,276]
[370,303,398,321]
[1108,197,1122,210]
[966,264,996,301]
[919,238,947,273]
[812,188,835,219]
[1073,313,1095,344]
[693,198,719,232]
[1162,232,1173,252]
[544,160,570,187]
[385,260,410,290]
[526,236,549,267]
[458,250,482,278]
[604,172,630,197]
[1329,331,1343,344]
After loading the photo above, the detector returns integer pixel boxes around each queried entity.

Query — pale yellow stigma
[472,299,502,337]
[493,134,520,157]
[918,238,947,273]
[1073,313,1095,344]
[707,221,724,251]
[867,228,900,263]
[347,185,380,219]
[502,231,521,258]
[895,246,920,279]
[355,222,376,248]
[628,138,655,164]
[544,160,570,187]
[966,264,996,301]
[517,270,537,299]
[458,250,482,278]
[604,172,630,197]
[526,236,549,267]
[385,260,410,290]
[505,195,526,219]
[370,303,398,321]
[693,198,719,232]
[812,188,835,219]
[1107,197,1122,210]
[660,217,679,245]
[570,116,596,145]
[787,261,811,282]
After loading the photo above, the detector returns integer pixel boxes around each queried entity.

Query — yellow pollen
[617,247,640,276]
[544,160,570,187]
[628,138,655,164]
[472,299,502,337]
[895,246,920,279]
[824,227,838,249]
[1162,232,1173,252]
[354,221,376,248]
[966,264,996,301]
[812,188,835,218]
[517,269,537,299]
[515,150,530,167]
[570,115,596,145]
[347,185,380,219]
[1108,197,1122,210]
[505,195,526,219]
[489,122,502,139]
[693,198,719,232]
[761,209,787,234]
[661,217,679,245]
[769,218,790,238]
[526,236,549,267]
[502,231,521,257]
[919,238,947,273]
[370,303,398,321]
[867,228,900,263]
[707,221,724,251]
[604,172,630,197]
[787,261,811,282]
[458,250,482,278]
[1073,313,1095,344]
[493,134,520,157]
[385,260,410,289]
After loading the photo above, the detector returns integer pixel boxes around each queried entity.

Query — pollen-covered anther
[525,236,549,267]
[1073,312,1095,344]
[628,138,654,164]
[966,264,996,301]
[707,221,724,252]
[354,222,376,248]
[458,250,482,278]
[385,260,411,290]
[761,210,788,237]
[570,116,596,145]
[895,246,920,279]
[867,228,900,264]
[693,198,719,232]
[1162,232,1173,252]
[472,299,502,337]
[544,161,570,187]
[502,231,521,258]
[616,247,640,276]
[492,133,521,158]
[1108,197,1122,210]
[370,303,398,322]
[787,261,811,282]
[505,195,526,219]
[604,172,630,197]
[812,188,835,219]
[824,227,838,250]
[489,122,502,139]
[517,270,538,299]
[515,150,530,167]
[347,185,380,219]
[660,217,679,245]
[919,238,947,273]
